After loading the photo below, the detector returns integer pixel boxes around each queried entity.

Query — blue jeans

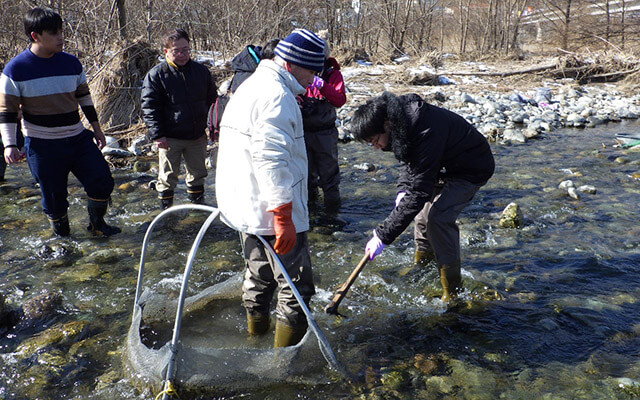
[24,130,114,217]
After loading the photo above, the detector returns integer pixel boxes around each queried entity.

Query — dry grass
[89,39,160,132]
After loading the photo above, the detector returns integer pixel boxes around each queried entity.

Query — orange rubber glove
[268,202,296,254]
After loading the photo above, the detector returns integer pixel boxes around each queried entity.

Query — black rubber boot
[187,185,205,205]
[48,213,70,237]
[308,185,319,204]
[87,199,121,237]
[323,186,341,211]
[158,190,174,209]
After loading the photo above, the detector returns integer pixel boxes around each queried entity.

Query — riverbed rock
[21,291,63,320]
[57,263,102,283]
[577,185,597,194]
[503,129,526,143]
[15,320,90,357]
[380,368,409,391]
[353,163,376,172]
[118,181,138,193]
[567,186,580,200]
[558,180,574,190]
[84,248,129,264]
[499,202,522,228]
[133,160,151,172]
[95,369,122,391]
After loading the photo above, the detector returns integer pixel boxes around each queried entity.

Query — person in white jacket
[215,29,325,347]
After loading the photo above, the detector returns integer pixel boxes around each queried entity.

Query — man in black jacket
[350,92,495,302]
[141,29,217,208]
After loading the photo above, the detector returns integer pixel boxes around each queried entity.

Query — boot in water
[49,213,70,237]
[87,199,121,237]
[274,320,307,348]
[439,262,462,303]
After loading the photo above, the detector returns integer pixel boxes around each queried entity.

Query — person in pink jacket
[300,36,346,211]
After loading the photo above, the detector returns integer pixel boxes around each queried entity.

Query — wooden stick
[325,253,370,315]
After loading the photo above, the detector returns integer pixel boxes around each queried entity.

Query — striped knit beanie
[274,29,325,72]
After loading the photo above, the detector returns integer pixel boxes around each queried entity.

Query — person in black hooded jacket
[350,91,495,302]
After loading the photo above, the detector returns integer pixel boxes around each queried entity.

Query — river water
[1,119,640,399]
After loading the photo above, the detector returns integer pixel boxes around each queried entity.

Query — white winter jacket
[215,60,309,235]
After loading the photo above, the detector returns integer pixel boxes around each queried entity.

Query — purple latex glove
[365,231,385,260]
[309,75,324,90]
[395,191,406,207]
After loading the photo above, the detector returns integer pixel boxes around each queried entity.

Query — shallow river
[2,119,640,399]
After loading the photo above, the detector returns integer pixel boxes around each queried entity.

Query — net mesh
[124,273,329,393]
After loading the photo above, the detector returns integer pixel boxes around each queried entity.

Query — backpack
[207,45,262,142]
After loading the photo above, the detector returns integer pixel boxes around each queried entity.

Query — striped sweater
[0,49,98,147]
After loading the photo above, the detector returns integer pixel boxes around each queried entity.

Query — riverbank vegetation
[1,0,640,134]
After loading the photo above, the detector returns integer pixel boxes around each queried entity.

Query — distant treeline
[1,0,639,69]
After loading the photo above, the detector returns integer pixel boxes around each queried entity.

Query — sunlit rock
[118,181,138,193]
[567,187,580,200]
[57,263,102,283]
[499,202,522,228]
[577,185,596,194]
[503,129,526,143]
[16,320,90,357]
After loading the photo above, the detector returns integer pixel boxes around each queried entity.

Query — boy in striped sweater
[0,7,120,237]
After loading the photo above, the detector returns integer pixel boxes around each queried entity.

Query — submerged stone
[57,263,102,283]
[16,320,90,357]
[21,291,63,320]
[84,248,129,264]
[380,368,409,391]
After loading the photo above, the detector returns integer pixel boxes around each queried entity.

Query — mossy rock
[499,202,522,228]
[16,320,90,357]
[57,263,102,283]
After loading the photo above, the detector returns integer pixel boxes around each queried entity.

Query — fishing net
[124,272,330,394]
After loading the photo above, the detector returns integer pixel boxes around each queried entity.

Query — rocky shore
[335,57,640,145]
[100,56,640,161]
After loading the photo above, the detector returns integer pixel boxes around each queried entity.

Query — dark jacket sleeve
[141,65,165,141]
[376,126,446,245]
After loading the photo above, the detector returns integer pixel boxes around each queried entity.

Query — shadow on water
[2,120,640,398]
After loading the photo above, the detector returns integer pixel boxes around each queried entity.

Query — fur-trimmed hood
[381,91,418,162]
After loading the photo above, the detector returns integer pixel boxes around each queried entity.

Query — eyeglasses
[168,47,190,55]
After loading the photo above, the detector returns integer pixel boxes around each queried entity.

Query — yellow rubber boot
[247,311,270,336]
[274,321,307,348]
[439,263,462,303]
[414,249,435,267]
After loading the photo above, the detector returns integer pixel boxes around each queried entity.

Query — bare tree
[540,0,580,51]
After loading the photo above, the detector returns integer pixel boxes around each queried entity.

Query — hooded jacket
[215,59,309,235]
[375,92,495,244]
[141,59,217,141]
[229,45,262,93]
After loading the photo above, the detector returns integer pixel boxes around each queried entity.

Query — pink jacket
[304,57,346,108]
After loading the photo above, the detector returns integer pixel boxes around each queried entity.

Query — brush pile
[89,40,160,132]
